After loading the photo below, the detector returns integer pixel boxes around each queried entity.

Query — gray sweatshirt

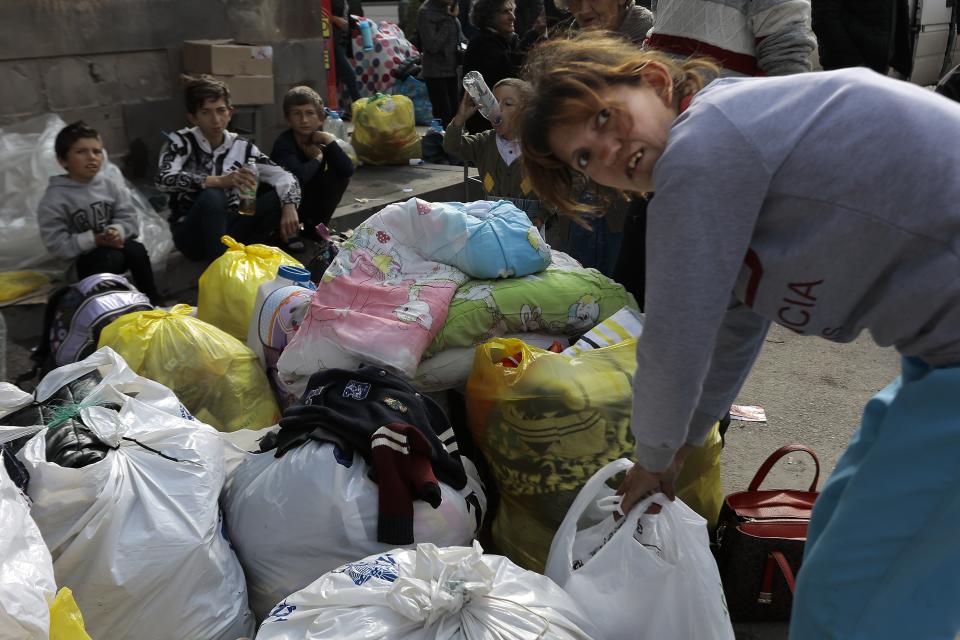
[36,173,139,260]
[634,68,960,472]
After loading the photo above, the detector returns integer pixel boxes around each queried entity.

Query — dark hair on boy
[282,85,324,117]
[182,74,231,114]
[54,120,100,159]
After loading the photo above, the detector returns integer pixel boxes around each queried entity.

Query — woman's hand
[617,445,696,515]
[451,92,477,126]
[279,203,301,241]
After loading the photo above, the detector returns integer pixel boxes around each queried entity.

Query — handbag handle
[759,550,796,604]
[748,444,820,492]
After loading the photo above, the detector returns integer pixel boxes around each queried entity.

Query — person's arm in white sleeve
[155,134,207,194]
[252,145,302,207]
[750,0,817,76]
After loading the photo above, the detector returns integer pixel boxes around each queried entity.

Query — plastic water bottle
[359,20,375,51]
[429,118,445,134]
[462,70,502,126]
[238,157,259,216]
[322,110,350,141]
[247,266,316,406]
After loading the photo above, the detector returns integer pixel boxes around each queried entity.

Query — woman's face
[494,1,516,36]
[569,0,622,31]
[547,81,677,193]
[493,85,522,139]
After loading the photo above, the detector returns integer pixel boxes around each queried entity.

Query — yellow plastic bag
[675,421,723,530]
[197,235,302,341]
[466,337,722,572]
[0,270,49,303]
[351,93,422,165]
[99,304,279,431]
[49,587,92,640]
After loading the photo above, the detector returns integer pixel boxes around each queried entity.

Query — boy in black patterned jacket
[156,75,302,260]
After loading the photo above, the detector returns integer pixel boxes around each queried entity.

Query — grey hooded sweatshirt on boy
[36,173,139,260]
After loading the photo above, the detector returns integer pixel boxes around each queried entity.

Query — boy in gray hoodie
[37,121,162,305]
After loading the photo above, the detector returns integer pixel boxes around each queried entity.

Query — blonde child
[443,78,549,227]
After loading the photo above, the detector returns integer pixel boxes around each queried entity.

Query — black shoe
[283,238,307,254]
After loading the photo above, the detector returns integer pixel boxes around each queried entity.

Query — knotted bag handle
[748,444,820,492]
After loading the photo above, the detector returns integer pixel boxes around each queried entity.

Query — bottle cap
[278,265,313,284]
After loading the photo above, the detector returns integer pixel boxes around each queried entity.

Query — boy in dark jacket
[271,86,355,239]
[38,121,163,304]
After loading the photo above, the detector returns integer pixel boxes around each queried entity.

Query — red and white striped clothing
[645,0,816,77]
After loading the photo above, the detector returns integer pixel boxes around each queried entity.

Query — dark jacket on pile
[0,371,112,471]
[265,366,468,544]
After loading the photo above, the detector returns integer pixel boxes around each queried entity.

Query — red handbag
[715,444,820,622]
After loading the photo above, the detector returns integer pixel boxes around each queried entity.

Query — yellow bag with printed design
[49,588,92,640]
[197,235,302,341]
[99,304,279,431]
[466,337,722,572]
[351,93,421,165]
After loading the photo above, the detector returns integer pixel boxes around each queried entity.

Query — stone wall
[0,0,331,178]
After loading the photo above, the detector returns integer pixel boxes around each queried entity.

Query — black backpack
[20,273,152,382]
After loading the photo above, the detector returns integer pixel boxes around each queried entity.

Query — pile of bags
[0,349,255,639]
[466,335,723,572]
[0,189,739,639]
[345,20,421,107]
[223,366,488,619]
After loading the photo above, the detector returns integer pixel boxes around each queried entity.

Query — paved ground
[725,324,899,639]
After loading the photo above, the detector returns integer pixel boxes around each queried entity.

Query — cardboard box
[183,39,273,76]
[213,74,274,105]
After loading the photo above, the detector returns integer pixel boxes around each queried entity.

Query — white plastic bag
[545,459,734,640]
[0,114,173,274]
[224,439,487,620]
[0,464,57,640]
[255,542,599,639]
[15,352,255,640]
[31,346,192,421]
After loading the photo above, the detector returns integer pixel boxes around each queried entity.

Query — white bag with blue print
[545,458,734,640]
[255,541,599,639]
[223,439,487,621]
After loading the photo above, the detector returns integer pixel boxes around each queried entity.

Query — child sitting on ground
[443,78,549,227]
[37,120,163,305]
[156,75,303,260]
[270,86,355,240]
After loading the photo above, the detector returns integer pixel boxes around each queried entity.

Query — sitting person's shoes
[283,237,307,254]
